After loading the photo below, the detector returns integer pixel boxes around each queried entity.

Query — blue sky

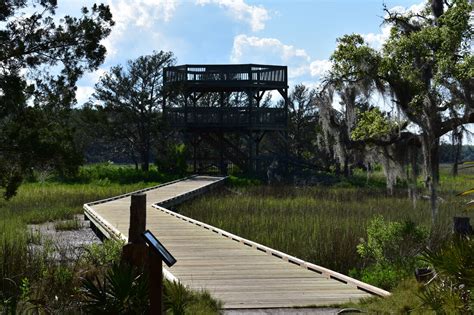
[55,0,426,105]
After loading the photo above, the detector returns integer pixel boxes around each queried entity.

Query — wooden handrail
[164,64,287,84]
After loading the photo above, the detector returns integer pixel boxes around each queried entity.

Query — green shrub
[354,215,429,289]
[163,280,222,314]
[227,175,261,187]
[81,262,149,314]
[357,215,429,266]
[81,263,222,315]
[350,263,410,290]
[82,239,123,267]
[76,162,175,184]
[164,280,193,314]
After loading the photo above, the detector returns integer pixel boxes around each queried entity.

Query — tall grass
[178,167,474,275]
[0,164,222,313]
[73,162,178,184]
[0,181,155,224]
[0,178,160,311]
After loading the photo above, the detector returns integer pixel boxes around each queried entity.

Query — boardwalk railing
[157,177,227,208]
[152,204,391,298]
[86,175,198,207]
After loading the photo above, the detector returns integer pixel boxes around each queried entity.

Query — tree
[0,1,114,198]
[93,51,175,171]
[382,0,472,221]
[326,0,473,223]
[287,84,318,161]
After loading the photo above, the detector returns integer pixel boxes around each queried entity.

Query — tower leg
[193,134,197,173]
[219,132,227,175]
[248,133,257,173]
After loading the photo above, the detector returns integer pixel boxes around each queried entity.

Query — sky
[52,0,428,106]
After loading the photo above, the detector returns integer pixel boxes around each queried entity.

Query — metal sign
[142,230,177,267]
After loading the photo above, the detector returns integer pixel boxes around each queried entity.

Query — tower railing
[165,107,286,130]
[164,64,287,88]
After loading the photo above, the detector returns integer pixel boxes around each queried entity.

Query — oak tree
[325,0,473,222]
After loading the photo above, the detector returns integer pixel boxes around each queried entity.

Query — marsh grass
[72,162,177,184]
[54,218,82,231]
[178,167,474,275]
[0,180,159,312]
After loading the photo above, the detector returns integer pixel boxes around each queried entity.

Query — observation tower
[163,64,288,174]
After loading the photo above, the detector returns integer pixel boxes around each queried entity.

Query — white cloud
[109,0,177,28]
[388,1,427,16]
[104,0,178,57]
[309,59,332,77]
[76,86,95,106]
[231,34,333,80]
[231,34,312,78]
[196,0,270,31]
[361,24,392,50]
[84,68,107,85]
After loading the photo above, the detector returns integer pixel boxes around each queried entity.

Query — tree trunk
[335,162,341,175]
[141,161,149,172]
[424,137,440,225]
[452,147,460,177]
[452,129,462,177]
[408,148,418,210]
[130,152,139,170]
[431,0,444,20]
[366,163,371,184]
[141,149,150,172]
[343,156,350,177]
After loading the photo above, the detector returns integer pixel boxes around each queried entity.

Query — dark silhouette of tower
[163,64,288,175]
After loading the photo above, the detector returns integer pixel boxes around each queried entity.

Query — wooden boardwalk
[84,176,390,309]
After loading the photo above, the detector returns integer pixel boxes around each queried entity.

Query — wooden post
[122,193,166,313]
[149,249,164,315]
[129,193,146,244]
[121,193,147,266]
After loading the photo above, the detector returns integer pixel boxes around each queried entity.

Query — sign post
[121,192,177,314]
[142,230,177,315]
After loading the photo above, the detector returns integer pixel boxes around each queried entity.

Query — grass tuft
[54,218,82,231]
